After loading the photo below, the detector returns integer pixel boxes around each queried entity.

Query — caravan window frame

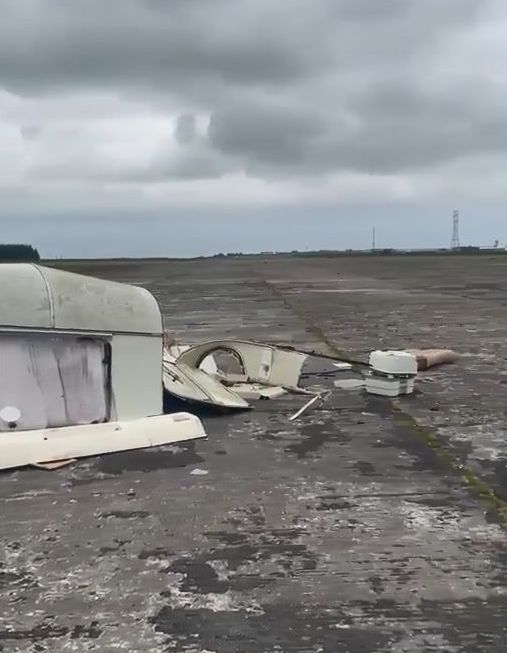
[0,328,113,430]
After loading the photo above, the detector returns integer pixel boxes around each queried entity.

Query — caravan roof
[0,264,162,335]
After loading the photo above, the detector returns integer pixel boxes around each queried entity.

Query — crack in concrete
[256,270,507,528]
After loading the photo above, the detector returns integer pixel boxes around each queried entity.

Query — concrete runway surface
[0,255,506,652]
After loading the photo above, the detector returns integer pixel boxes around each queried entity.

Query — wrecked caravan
[0,264,205,470]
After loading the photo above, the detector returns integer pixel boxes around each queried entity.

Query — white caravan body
[0,264,205,469]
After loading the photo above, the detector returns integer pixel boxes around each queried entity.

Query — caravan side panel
[111,335,162,419]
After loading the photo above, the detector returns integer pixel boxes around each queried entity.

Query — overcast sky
[1,0,507,257]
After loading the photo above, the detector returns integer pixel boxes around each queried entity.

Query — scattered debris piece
[33,459,76,471]
[163,339,312,412]
[177,340,308,390]
[289,391,331,421]
[163,357,249,411]
[333,362,353,371]
[168,339,368,414]
[406,348,459,370]
[190,468,209,476]
[365,350,417,397]
[228,383,287,401]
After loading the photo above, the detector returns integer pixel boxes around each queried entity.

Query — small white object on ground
[332,362,353,371]
[289,391,330,421]
[190,468,209,476]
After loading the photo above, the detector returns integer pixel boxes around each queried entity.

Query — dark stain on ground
[315,499,355,511]
[225,505,266,528]
[368,574,385,595]
[405,493,469,511]
[0,620,101,642]
[367,406,444,473]
[493,546,507,586]
[70,622,102,639]
[97,442,204,475]
[286,422,351,458]
[167,559,269,594]
[418,597,507,651]
[0,568,39,591]
[477,456,507,499]
[138,547,173,560]
[254,427,279,441]
[390,562,418,585]
[161,527,318,597]
[97,538,130,556]
[100,510,150,519]
[5,541,21,551]
[352,460,379,476]
[151,601,393,653]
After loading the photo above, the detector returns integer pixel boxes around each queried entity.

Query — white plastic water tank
[369,350,418,376]
[366,350,417,397]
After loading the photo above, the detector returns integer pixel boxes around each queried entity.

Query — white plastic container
[365,374,415,397]
[369,350,418,376]
[366,350,417,397]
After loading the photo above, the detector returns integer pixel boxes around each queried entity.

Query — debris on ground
[164,338,347,419]
[406,348,459,370]
[164,338,460,416]
[190,468,209,476]
[0,262,461,473]
[32,459,76,470]
[227,383,288,400]
[365,350,417,397]
[163,356,249,411]
[176,340,308,389]
[333,362,353,370]
[289,391,331,421]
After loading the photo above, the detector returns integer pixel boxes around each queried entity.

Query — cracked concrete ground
[0,255,506,652]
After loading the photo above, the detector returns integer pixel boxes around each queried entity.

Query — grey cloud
[0,0,480,97]
[174,114,197,145]
[0,0,502,186]
[0,0,307,97]
[124,146,233,182]
[336,80,507,172]
[208,103,325,167]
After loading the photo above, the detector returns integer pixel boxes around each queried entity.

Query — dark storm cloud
[0,1,480,91]
[0,0,501,183]
[208,103,326,167]
[0,0,308,95]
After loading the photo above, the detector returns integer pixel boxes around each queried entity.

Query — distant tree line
[201,246,507,260]
[0,244,40,262]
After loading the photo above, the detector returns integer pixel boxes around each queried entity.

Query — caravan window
[0,334,109,431]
